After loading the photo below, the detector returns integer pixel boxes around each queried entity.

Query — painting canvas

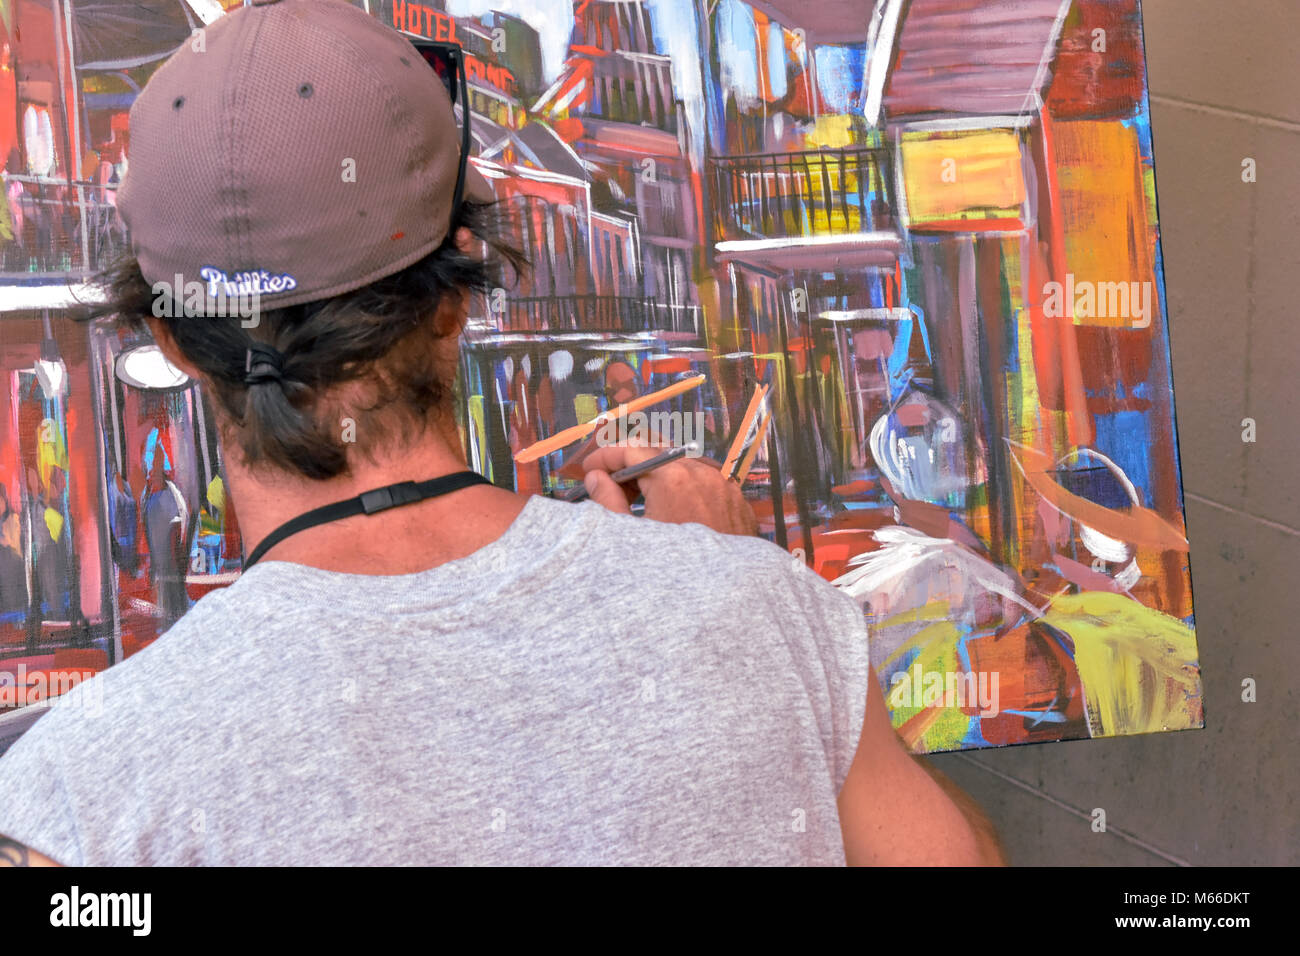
[0,0,1201,754]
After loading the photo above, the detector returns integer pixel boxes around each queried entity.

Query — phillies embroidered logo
[199,266,298,297]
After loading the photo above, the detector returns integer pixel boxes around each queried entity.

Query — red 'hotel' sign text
[391,0,457,42]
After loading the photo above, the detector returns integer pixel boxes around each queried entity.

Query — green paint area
[880,613,974,752]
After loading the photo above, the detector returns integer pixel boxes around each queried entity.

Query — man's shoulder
[563,500,862,625]
[107,586,235,673]
[13,589,240,749]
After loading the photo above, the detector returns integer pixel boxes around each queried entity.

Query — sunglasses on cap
[408,39,472,222]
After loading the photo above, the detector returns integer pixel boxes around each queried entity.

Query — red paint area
[1046,0,1147,120]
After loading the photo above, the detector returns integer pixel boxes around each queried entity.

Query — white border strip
[0,281,104,312]
[716,231,901,254]
[897,115,1035,134]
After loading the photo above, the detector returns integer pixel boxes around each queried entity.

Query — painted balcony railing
[1,175,127,276]
[588,51,678,134]
[647,301,701,336]
[709,147,898,243]
[495,293,656,333]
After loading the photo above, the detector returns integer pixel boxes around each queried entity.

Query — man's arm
[577,442,1004,863]
[0,835,62,867]
[837,666,1007,866]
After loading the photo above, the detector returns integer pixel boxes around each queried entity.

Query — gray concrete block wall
[920,0,1299,866]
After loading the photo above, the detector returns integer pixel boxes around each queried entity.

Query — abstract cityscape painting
[0,0,1201,753]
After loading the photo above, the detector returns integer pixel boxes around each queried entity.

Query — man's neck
[223,425,529,575]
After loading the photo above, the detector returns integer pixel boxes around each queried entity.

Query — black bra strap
[242,470,493,569]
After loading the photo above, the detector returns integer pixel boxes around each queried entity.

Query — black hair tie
[244,344,286,386]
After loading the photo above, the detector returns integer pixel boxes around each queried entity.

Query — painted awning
[743,0,1075,122]
[69,0,203,71]
[877,0,1074,120]
[743,0,874,45]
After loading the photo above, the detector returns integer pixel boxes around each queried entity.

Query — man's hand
[0,835,61,867]
[579,443,759,537]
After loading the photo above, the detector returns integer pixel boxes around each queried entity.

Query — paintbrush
[732,408,772,484]
[721,383,769,479]
[514,374,707,464]
[561,442,700,503]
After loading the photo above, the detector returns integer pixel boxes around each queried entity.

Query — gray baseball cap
[116,0,494,311]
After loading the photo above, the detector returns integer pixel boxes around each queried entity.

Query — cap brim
[464,164,495,203]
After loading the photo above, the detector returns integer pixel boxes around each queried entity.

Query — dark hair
[88,200,528,480]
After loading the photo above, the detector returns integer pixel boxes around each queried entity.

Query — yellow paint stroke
[573,393,599,426]
[43,506,63,542]
[809,159,865,234]
[37,418,68,488]
[806,114,856,150]
[1044,591,1202,738]
[876,600,953,657]
[1005,295,1044,569]
[901,130,1026,222]
[467,394,488,482]
[206,475,226,512]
